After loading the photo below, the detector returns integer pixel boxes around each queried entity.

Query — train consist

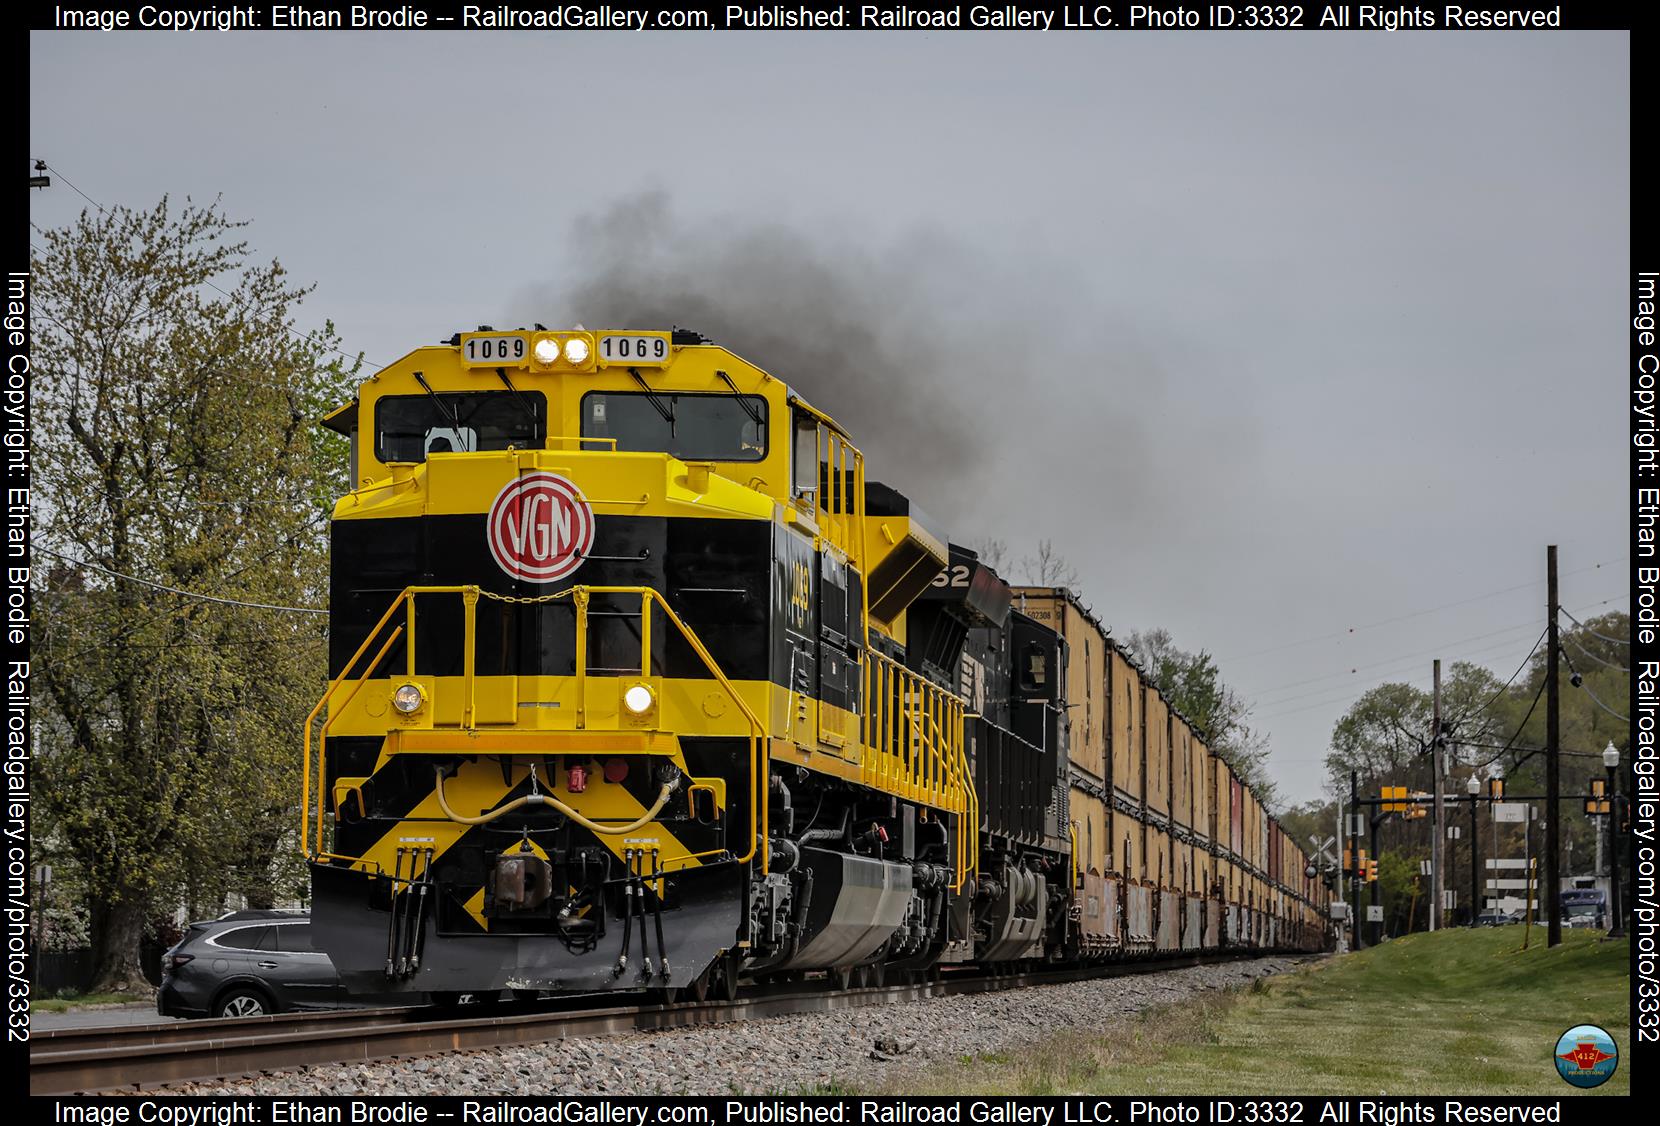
[304,327,1330,1003]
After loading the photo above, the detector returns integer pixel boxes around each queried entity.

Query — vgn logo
[487,472,595,584]
[1553,1024,1618,1089]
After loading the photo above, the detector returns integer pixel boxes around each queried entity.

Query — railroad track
[30,952,1270,1096]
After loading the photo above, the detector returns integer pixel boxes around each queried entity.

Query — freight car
[299,327,1329,1006]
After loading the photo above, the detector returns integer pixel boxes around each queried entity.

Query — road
[32,1005,183,1031]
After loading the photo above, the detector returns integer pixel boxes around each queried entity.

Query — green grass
[885,929,1630,1096]
[31,990,151,1013]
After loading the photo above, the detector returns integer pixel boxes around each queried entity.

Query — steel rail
[30,952,1301,1096]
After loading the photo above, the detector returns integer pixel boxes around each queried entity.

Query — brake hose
[433,765,675,833]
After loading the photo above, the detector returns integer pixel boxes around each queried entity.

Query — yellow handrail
[303,584,767,872]
[861,648,975,889]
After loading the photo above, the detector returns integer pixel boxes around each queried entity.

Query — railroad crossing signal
[1310,835,1339,870]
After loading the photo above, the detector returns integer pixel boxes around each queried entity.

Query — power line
[1253,595,1626,722]
[1456,740,1607,760]
[1559,606,1630,646]
[30,160,379,371]
[1446,627,1548,730]
[1252,622,1551,717]
[1564,631,1628,672]
[36,546,328,616]
[34,160,103,214]
[1575,679,1629,724]
[1250,617,1543,704]
[1230,558,1624,662]
[1467,675,1549,775]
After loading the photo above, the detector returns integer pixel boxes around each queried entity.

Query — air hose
[433,765,675,833]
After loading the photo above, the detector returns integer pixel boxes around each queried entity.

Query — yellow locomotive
[305,326,1327,1004]
[307,327,976,1000]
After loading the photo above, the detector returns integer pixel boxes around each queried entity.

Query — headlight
[622,684,654,715]
[533,337,561,365]
[563,337,591,365]
[392,683,425,715]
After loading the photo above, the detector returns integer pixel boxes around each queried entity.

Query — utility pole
[1431,659,1443,931]
[1350,771,1363,950]
[1468,774,1480,927]
[1370,812,1383,944]
[1546,545,1562,948]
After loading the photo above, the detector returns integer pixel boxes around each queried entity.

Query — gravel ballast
[168,956,1312,1097]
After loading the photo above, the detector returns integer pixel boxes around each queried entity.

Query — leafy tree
[1324,661,1509,795]
[1126,628,1280,810]
[31,198,356,990]
[1324,614,1631,915]
[1277,799,1337,854]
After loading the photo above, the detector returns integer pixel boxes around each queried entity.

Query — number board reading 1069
[461,335,527,365]
[598,334,670,366]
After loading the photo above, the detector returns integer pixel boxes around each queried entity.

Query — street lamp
[1604,741,1625,938]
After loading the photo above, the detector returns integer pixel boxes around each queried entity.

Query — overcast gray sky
[29,31,1630,807]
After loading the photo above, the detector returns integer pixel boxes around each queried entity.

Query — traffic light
[1405,792,1428,820]
[1488,777,1504,800]
[1585,779,1610,816]
[1365,859,1379,882]
[1343,846,1354,875]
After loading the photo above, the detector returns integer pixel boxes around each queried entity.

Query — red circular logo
[486,472,595,584]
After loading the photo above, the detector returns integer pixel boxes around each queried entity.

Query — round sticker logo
[486,472,595,584]
[1553,1024,1617,1089]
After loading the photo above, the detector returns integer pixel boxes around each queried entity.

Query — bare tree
[967,536,1010,574]
[1020,538,1079,588]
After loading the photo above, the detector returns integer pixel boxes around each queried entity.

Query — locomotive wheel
[678,961,714,1004]
[711,953,740,1002]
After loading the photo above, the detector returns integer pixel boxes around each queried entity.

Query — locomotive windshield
[375,391,545,463]
[581,391,767,462]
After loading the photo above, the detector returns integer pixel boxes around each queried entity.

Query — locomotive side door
[817,549,861,762]
[774,524,818,749]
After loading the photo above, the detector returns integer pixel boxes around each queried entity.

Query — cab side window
[792,410,818,503]
[1020,643,1048,691]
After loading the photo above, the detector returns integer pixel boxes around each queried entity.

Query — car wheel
[214,988,273,1018]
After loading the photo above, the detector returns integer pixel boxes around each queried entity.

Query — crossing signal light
[1585,779,1610,815]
